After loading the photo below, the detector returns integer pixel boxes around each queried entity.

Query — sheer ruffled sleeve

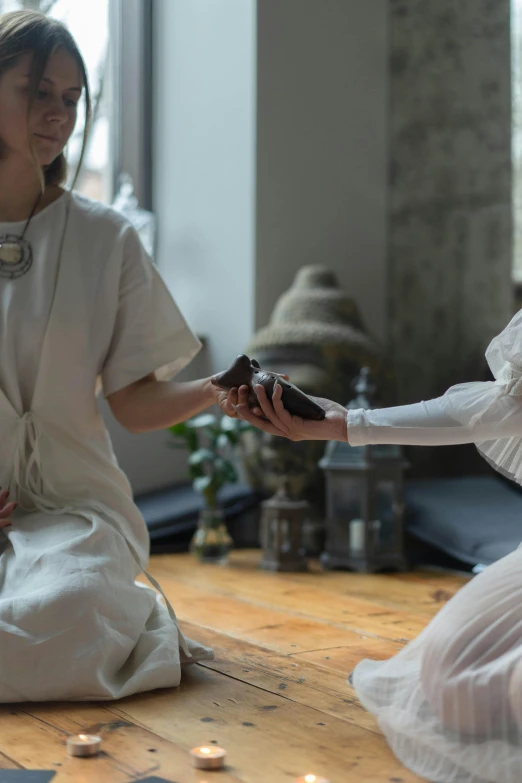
[347,310,522,485]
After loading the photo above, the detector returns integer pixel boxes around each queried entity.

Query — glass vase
[190,508,233,565]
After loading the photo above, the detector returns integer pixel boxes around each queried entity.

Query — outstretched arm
[234,378,522,447]
[347,393,521,446]
[107,373,237,433]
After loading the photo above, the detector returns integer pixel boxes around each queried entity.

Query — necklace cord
[20,192,43,241]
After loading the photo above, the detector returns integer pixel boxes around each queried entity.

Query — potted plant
[168,413,251,563]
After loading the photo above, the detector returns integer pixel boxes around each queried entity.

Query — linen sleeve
[101,226,202,398]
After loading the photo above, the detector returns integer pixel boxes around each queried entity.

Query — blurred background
[2,0,520,567]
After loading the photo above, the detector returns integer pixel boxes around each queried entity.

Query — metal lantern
[259,480,309,572]
[319,368,409,573]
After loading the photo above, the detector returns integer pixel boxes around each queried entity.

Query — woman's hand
[0,489,17,529]
[235,381,348,442]
[212,384,240,418]
[211,372,290,419]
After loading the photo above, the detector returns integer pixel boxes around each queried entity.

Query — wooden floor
[0,550,470,783]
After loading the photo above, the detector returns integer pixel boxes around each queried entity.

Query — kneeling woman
[0,10,237,702]
[230,313,522,783]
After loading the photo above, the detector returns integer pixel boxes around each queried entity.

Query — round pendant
[0,235,33,279]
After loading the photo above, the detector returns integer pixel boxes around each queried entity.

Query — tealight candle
[190,745,226,770]
[66,733,102,757]
[294,775,330,783]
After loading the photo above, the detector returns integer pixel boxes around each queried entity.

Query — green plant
[168,414,251,510]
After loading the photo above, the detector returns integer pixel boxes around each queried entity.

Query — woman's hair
[0,9,91,190]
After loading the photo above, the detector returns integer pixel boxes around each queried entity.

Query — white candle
[66,733,102,757]
[294,775,330,783]
[190,745,226,770]
[350,518,365,552]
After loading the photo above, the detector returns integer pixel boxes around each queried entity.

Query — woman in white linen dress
[0,11,237,702]
[229,311,522,782]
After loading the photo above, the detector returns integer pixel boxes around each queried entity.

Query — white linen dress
[0,190,212,703]
[347,309,522,783]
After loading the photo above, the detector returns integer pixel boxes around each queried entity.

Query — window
[0,0,153,209]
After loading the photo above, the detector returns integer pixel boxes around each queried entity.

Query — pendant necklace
[0,193,42,280]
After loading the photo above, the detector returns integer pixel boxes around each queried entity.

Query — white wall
[107,0,389,495]
[101,0,257,496]
[153,0,258,372]
[256,0,388,342]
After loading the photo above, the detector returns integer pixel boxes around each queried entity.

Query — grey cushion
[405,476,522,566]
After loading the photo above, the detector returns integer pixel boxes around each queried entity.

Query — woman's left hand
[211,383,241,418]
[235,382,348,442]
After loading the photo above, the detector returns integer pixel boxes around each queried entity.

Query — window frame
[109,0,154,210]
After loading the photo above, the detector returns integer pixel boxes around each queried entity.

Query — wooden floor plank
[0,751,21,770]
[149,550,468,615]
[141,569,429,644]
[0,703,244,782]
[139,575,394,653]
[111,663,424,783]
[280,567,468,611]
[0,549,461,782]
[179,620,381,734]
[291,640,404,675]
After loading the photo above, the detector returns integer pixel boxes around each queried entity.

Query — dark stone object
[212,354,326,421]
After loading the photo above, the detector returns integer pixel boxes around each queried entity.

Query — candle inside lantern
[66,733,102,757]
[349,518,365,552]
[190,745,226,770]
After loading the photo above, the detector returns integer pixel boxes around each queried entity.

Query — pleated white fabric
[347,310,522,782]
[443,309,522,486]
[352,547,522,783]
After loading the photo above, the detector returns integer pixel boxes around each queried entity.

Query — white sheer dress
[346,309,522,783]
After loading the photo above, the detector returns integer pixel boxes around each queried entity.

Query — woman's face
[0,47,82,167]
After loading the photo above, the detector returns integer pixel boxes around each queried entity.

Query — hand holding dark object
[211,354,326,421]
[0,488,17,528]
[235,382,348,442]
